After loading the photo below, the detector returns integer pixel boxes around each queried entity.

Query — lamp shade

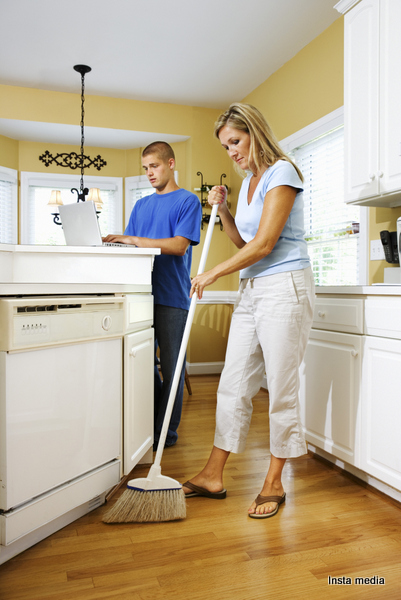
[48,190,63,206]
[87,188,103,210]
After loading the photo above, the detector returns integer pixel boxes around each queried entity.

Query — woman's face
[218,126,252,172]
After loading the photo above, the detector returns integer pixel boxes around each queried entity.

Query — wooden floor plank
[1,375,400,600]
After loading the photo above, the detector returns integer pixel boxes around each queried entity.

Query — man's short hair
[142,141,175,162]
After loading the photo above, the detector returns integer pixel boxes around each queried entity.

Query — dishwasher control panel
[0,296,125,351]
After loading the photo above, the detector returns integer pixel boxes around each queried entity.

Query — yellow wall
[242,16,401,284]
[0,134,18,169]
[1,16,396,366]
[18,140,127,177]
[189,19,348,362]
[0,84,237,364]
[242,18,344,140]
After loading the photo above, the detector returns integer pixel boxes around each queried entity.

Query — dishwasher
[0,295,124,558]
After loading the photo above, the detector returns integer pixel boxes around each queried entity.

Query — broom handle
[154,202,219,468]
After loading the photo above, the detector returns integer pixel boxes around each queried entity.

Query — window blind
[126,186,154,217]
[289,126,360,286]
[21,173,123,245]
[124,173,178,228]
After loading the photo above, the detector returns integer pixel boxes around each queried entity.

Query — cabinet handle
[377,170,384,178]
[318,311,325,318]
[369,173,376,181]
[129,340,151,357]
[101,315,112,331]
[351,349,358,357]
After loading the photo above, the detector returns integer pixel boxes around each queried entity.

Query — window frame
[0,165,18,245]
[280,107,368,286]
[20,172,123,244]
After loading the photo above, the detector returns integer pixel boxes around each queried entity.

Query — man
[104,141,202,448]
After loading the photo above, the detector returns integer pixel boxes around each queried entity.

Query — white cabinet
[340,0,401,206]
[302,291,401,494]
[299,327,362,465]
[123,327,154,475]
[361,335,401,489]
[361,295,401,489]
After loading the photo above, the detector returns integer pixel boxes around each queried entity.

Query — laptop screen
[58,201,104,246]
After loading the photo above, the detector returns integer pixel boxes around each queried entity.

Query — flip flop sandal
[248,492,286,519]
[182,480,227,499]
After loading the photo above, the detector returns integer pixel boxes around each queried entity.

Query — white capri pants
[214,267,315,459]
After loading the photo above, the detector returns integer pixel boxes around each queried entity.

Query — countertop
[0,244,161,295]
[316,285,401,296]
[0,243,160,256]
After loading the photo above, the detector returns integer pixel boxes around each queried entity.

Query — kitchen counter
[316,285,401,296]
[0,244,161,295]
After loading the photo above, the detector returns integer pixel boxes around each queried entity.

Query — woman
[183,103,315,518]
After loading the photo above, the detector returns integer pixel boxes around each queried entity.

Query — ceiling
[0,0,340,148]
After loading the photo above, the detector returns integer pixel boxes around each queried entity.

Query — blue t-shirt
[235,160,311,279]
[125,189,201,310]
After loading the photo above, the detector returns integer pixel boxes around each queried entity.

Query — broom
[103,202,219,523]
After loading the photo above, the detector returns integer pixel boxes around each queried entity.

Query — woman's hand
[190,270,218,300]
[208,185,227,208]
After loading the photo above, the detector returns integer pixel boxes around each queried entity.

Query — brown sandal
[248,492,286,519]
[182,480,227,499]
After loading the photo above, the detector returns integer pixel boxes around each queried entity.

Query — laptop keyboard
[103,242,132,247]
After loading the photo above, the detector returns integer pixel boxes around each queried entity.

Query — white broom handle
[154,202,219,468]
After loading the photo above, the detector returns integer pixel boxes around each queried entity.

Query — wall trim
[186,361,224,375]
[186,362,268,391]
[197,290,237,305]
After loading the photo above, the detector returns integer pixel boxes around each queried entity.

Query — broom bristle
[102,488,186,523]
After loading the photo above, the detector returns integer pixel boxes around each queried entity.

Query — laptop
[58,201,128,247]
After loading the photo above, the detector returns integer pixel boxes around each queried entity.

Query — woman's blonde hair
[214,103,303,182]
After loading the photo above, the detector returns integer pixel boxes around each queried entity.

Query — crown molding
[334,0,361,14]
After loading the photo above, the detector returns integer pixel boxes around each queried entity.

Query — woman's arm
[191,185,297,298]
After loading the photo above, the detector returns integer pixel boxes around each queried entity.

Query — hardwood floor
[1,375,401,599]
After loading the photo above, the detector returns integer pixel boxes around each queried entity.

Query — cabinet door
[344,0,380,203]
[299,329,361,465]
[380,0,401,196]
[124,328,154,475]
[361,335,401,490]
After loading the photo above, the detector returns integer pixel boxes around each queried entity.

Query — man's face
[142,153,174,192]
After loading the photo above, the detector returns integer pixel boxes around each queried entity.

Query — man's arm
[102,234,190,256]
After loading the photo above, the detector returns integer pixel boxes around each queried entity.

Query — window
[0,166,18,244]
[20,173,123,245]
[281,108,368,286]
[124,175,154,229]
[124,172,179,229]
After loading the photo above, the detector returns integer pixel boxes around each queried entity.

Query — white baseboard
[186,363,268,390]
[196,290,237,304]
[186,361,224,375]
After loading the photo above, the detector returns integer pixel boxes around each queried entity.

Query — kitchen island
[0,244,160,565]
[300,284,401,503]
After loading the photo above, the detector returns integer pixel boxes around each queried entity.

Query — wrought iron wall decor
[40,65,107,224]
[195,171,228,230]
